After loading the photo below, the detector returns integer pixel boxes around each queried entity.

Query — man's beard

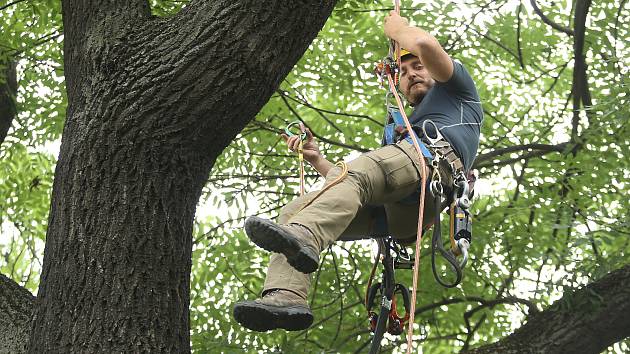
[408,91,426,107]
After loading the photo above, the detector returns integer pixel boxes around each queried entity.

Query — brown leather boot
[233,289,313,332]
[244,216,320,274]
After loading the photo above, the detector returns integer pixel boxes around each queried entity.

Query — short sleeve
[439,59,480,101]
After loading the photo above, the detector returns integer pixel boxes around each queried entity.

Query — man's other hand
[281,125,321,163]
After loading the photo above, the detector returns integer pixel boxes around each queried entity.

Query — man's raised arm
[384,11,454,83]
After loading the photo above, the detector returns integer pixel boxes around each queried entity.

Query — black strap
[431,192,463,288]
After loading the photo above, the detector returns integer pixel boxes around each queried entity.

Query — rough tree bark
[27,0,335,352]
[0,273,34,354]
[464,264,630,354]
[0,55,17,146]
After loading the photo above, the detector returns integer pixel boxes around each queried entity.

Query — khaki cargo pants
[263,140,439,299]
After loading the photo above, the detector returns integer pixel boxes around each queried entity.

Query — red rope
[385,71,426,354]
[387,1,426,352]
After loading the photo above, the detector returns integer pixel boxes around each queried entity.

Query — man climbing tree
[233,10,483,332]
[4,0,628,352]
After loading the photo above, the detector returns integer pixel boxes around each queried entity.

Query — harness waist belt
[383,107,465,180]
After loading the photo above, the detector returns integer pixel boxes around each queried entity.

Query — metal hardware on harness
[387,283,411,335]
[418,119,473,283]
[455,177,471,209]
[430,180,443,197]
[392,240,413,269]
[451,175,472,259]
[366,283,411,337]
[431,187,464,288]
[375,56,399,86]
[456,239,470,268]
[381,296,392,310]
[393,241,411,262]
[429,156,443,197]
[429,168,476,288]
[365,236,413,354]
[422,119,445,146]
[451,199,472,259]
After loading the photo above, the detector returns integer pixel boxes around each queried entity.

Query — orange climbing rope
[386,1,428,352]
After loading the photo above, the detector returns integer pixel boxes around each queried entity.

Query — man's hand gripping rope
[283,121,348,210]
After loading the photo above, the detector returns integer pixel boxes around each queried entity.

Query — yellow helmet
[397,48,415,61]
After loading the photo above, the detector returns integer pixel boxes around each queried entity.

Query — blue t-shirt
[408,60,483,171]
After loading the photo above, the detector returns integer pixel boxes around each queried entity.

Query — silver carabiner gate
[456,239,470,269]
[422,119,445,146]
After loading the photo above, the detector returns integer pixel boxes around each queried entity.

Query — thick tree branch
[278,89,381,126]
[0,56,17,146]
[0,274,35,354]
[474,142,569,167]
[147,0,337,152]
[251,118,369,153]
[529,0,574,36]
[570,0,592,146]
[465,264,630,354]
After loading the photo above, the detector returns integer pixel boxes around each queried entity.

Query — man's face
[399,56,435,105]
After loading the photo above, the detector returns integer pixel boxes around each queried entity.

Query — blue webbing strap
[386,107,433,159]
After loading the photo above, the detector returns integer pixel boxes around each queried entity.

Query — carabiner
[285,121,307,141]
[430,180,442,197]
[456,238,470,269]
[422,119,445,146]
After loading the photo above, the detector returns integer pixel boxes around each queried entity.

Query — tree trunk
[0,55,17,146]
[28,0,335,352]
[464,264,630,354]
[0,274,34,354]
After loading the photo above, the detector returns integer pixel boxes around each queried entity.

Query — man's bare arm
[384,11,454,82]
[308,155,335,177]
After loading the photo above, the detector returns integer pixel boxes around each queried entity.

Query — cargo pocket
[366,145,420,196]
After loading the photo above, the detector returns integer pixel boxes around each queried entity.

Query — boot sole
[244,216,319,274]
[233,301,313,332]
